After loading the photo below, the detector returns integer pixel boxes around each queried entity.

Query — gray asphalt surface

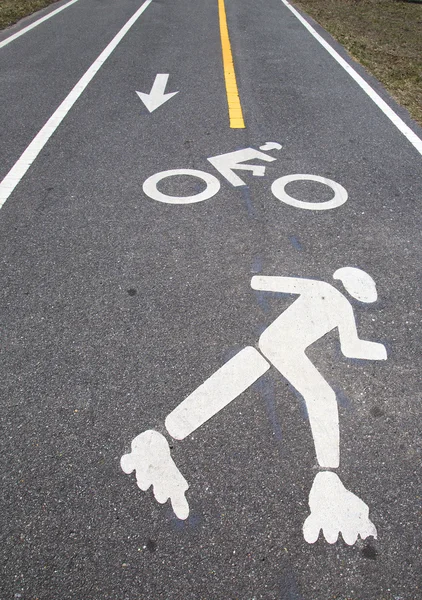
[0,0,421,598]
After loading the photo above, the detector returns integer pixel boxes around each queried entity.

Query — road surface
[0,0,421,598]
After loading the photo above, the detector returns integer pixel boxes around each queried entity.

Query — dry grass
[0,0,59,30]
[294,0,422,125]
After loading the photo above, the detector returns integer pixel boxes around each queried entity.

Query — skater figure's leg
[259,330,339,468]
[258,329,377,544]
[165,346,270,439]
[121,346,270,519]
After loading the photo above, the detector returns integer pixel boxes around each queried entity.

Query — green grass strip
[0,0,60,30]
[294,0,422,126]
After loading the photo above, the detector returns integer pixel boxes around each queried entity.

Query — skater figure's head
[333,267,378,303]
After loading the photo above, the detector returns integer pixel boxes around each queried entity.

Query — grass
[0,0,60,30]
[294,0,422,126]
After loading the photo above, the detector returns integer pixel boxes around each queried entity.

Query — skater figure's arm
[251,275,319,295]
[337,303,387,360]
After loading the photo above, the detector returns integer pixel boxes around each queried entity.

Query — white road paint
[142,145,349,211]
[303,471,377,545]
[251,271,386,467]
[333,266,377,303]
[259,142,282,151]
[121,430,189,520]
[280,0,422,157]
[0,0,153,211]
[207,147,278,187]
[165,347,270,439]
[0,0,80,50]
[142,169,221,204]
[123,268,385,543]
[271,174,348,211]
[136,74,179,113]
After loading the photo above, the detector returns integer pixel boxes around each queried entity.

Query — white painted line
[0,0,80,50]
[0,0,153,210]
[280,0,422,157]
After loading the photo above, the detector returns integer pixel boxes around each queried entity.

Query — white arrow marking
[136,74,179,113]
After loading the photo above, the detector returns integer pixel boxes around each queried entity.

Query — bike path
[0,0,151,181]
[0,0,421,598]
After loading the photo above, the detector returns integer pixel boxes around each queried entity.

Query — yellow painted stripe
[218,0,245,129]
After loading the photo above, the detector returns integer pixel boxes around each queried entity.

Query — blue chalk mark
[169,510,202,531]
[253,374,284,450]
[285,381,309,420]
[239,185,255,218]
[223,345,245,363]
[254,290,271,314]
[251,256,263,274]
[290,236,302,251]
[255,323,268,337]
[334,388,353,411]
[279,570,305,600]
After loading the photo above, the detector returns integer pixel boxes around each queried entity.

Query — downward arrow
[136,74,179,113]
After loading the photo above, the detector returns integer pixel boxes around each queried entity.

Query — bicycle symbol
[142,142,348,210]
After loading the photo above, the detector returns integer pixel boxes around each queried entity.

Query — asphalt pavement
[0,0,421,598]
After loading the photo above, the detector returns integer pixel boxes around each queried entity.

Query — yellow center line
[218,0,245,129]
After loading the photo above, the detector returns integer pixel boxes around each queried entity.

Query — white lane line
[0,0,153,210]
[280,0,422,157]
[0,0,80,50]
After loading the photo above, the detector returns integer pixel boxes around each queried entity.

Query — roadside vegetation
[294,0,422,126]
[0,0,59,30]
